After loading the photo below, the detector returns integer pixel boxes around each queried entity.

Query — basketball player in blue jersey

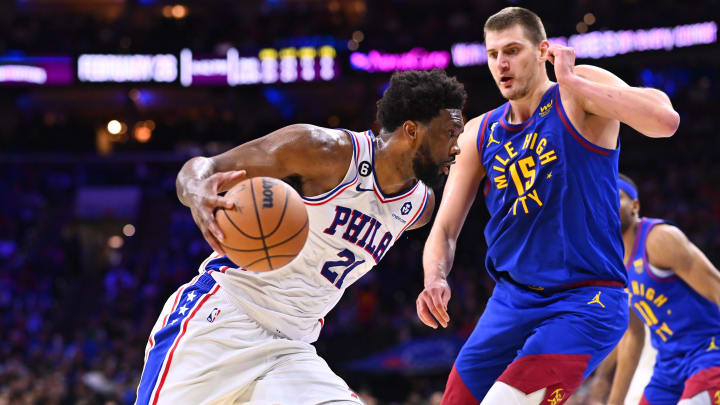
[595,173,720,405]
[416,7,680,405]
[135,69,466,405]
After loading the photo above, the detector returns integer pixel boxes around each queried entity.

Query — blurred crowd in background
[1,0,719,403]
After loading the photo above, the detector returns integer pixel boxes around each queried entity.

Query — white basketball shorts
[135,272,363,405]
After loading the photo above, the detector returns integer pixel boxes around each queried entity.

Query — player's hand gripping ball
[216,177,309,272]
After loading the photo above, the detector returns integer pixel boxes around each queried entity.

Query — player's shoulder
[645,222,689,265]
[647,222,686,245]
[460,113,490,138]
[282,124,354,159]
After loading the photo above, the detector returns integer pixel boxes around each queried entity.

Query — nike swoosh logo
[356,184,374,192]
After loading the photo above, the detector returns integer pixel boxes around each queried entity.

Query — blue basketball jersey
[477,84,625,289]
[627,218,720,355]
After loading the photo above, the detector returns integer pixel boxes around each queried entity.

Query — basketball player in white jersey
[135,69,467,405]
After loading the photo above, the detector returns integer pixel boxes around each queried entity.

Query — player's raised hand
[547,44,577,84]
[416,278,452,328]
[185,170,247,255]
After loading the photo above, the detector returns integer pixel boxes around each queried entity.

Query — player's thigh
[238,346,363,405]
[444,283,531,404]
[492,286,628,404]
[143,275,202,355]
[137,277,297,405]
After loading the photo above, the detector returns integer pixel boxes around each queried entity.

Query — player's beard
[504,79,532,100]
[412,143,443,188]
[620,212,633,233]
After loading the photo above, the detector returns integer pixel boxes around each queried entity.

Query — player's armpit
[647,224,720,307]
[407,189,435,230]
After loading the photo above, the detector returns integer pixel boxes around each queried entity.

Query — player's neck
[622,219,641,263]
[506,78,553,124]
[373,132,417,195]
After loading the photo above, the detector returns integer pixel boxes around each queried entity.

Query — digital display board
[180,46,338,87]
[0,56,73,85]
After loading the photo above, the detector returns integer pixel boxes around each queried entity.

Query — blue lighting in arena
[263,88,294,119]
[15,95,31,111]
[137,90,155,105]
[641,69,656,87]
[378,81,390,96]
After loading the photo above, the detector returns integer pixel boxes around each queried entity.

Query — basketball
[216,177,309,272]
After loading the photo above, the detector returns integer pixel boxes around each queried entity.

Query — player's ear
[632,199,641,217]
[402,120,418,141]
[538,40,550,62]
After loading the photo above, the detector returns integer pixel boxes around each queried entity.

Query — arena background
[1,0,718,403]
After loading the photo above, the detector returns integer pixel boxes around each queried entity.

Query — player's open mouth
[500,76,513,86]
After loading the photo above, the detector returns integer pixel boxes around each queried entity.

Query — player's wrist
[424,272,448,287]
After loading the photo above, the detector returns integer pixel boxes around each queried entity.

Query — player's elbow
[652,109,680,138]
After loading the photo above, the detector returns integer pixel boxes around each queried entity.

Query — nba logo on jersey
[207,307,221,323]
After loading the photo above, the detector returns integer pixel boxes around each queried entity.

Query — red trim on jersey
[499,104,535,132]
[639,394,651,405]
[301,130,360,206]
[151,284,221,405]
[359,130,421,203]
[318,318,324,328]
[199,252,219,273]
[373,181,420,203]
[497,353,590,398]
[556,279,625,290]
[476,112,491,157]
[161,275,199,327]
[625,218,645,271]
[642,221,679,282]
[303,175,360,206]
[397,184,429,237]
[441,364,479,405]
[144,336,155,364]
[350,130,359,164]
[554,91,611,157]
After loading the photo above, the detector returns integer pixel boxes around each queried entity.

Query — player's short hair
[376,69,467,132]
[618,173,638,190]
[484,7,547,45]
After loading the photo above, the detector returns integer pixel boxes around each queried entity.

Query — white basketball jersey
[204,129,430,343]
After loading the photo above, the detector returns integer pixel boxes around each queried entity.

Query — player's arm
[176,124,349,254]
[407,189,435,230]
[646,224,720,308]
[586,345,617,404]
[416,115,486,329]
[608,311,645,405]
[548,45,680,138]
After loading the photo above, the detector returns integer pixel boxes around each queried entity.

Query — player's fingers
[202,210,225,241]
[441,287,451,309]
[206,195,234,210]
[201,228,226,256]
[428,293,449,327]
[416,297,438,329]
[217,170,247,187]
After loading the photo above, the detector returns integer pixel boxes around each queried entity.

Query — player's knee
[678,391,713,405]
[480,382,546,405]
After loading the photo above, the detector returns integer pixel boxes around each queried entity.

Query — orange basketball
[216,177,309,272]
